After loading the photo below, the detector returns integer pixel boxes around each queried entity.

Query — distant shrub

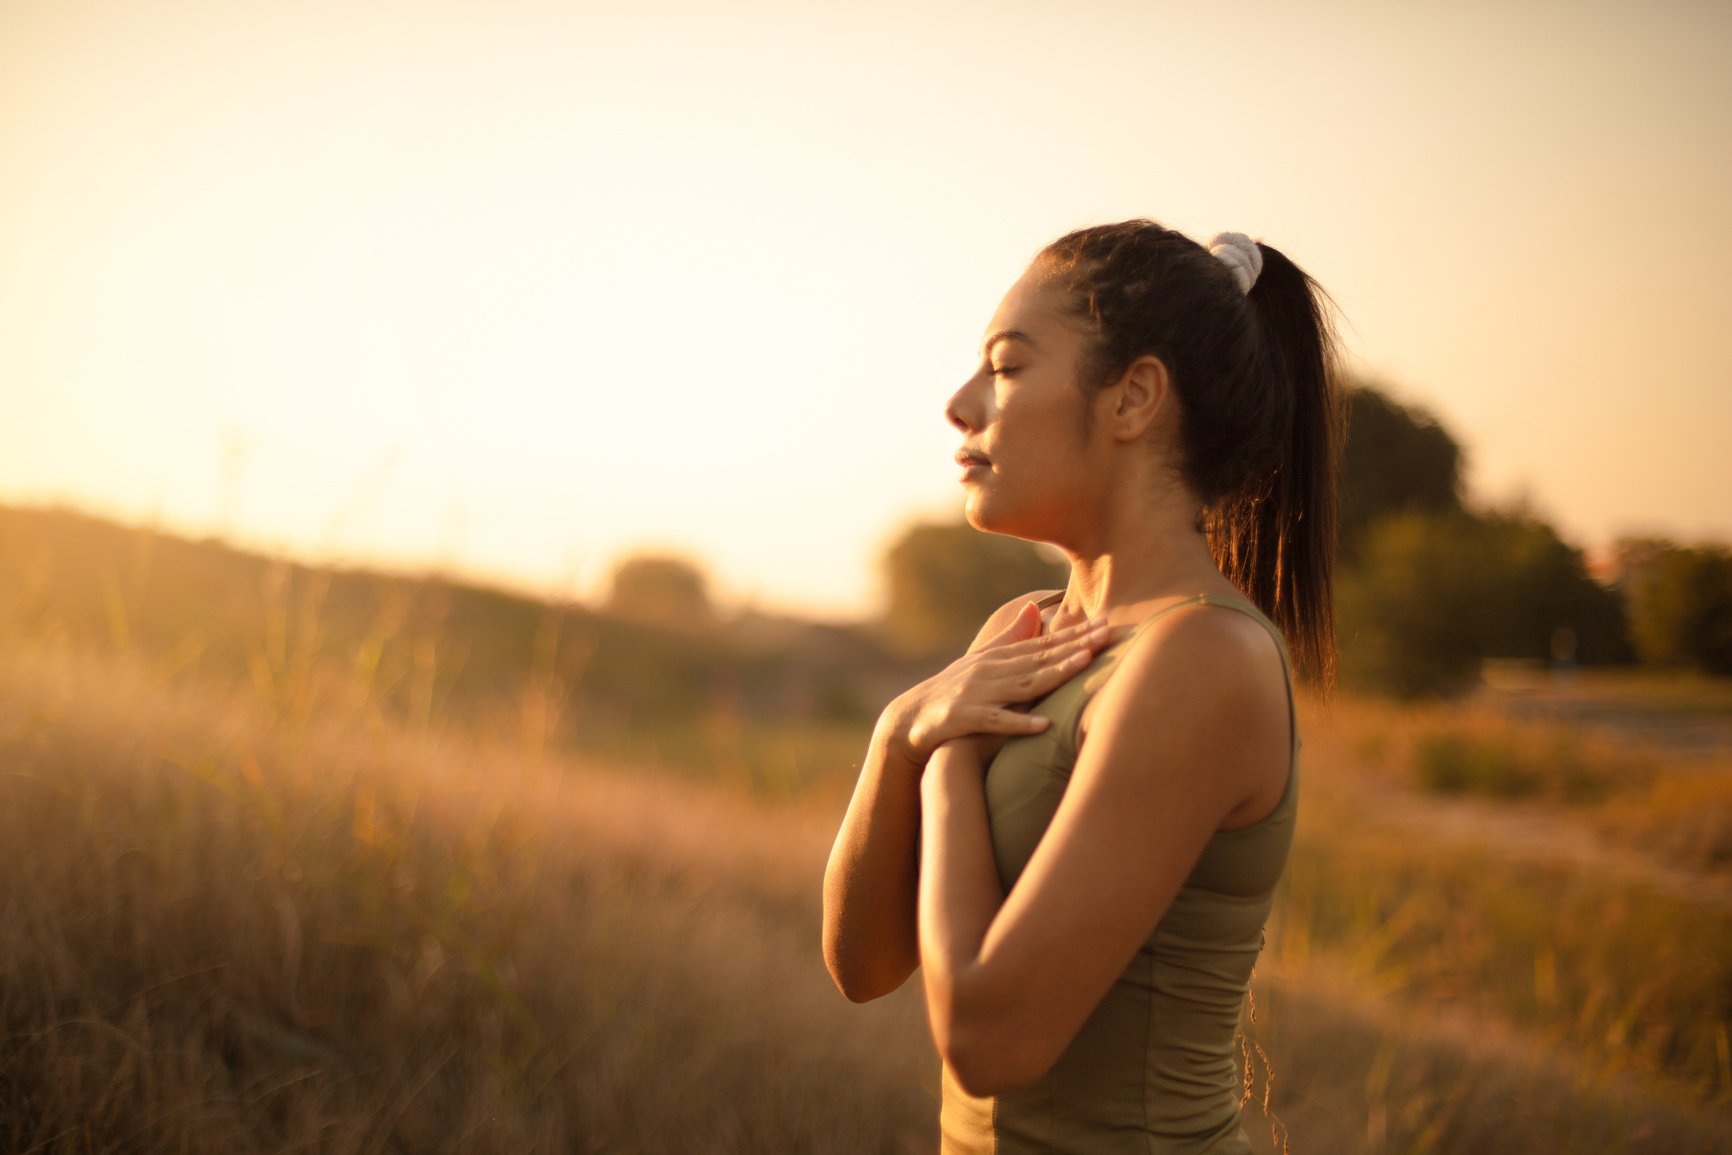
[1414,733,1542,798]
[605,553,715,629]
[1412,730,1618,804]
[1620,540,1732,674]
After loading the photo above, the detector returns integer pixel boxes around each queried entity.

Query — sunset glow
[4,0,1729,616]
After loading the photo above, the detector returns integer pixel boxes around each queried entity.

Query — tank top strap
[1051,591,1299,765]
[1182,593,1291,663]
[1125,591,1212,635]
[1041,590,1284,652]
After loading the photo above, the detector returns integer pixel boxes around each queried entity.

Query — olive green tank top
[939,592,1299,1155]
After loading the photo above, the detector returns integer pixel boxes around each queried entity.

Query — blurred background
[2,1,1730,1151]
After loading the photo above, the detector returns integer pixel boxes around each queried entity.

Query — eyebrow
[979,329,1036,360]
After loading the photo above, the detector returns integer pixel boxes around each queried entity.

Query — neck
[1056,480,1230,625]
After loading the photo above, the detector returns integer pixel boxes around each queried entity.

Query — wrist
[928,739,985,778]
[877,693,925,770]
[921,741,984,804]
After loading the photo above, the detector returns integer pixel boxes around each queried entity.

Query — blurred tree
[605,554,715,629]
[1338,508,1630,697]
[1338,384,1464,561]
[1620,539,1732,673]
[880,521,1069,660]
[1470,511,1630,665]
[1337,512,1486,697]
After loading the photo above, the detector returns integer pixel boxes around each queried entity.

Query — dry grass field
[4,516,1732,1152]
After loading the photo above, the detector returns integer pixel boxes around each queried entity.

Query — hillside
[0,503,918,787]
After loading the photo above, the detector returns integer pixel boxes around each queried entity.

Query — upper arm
[959,606,1289,1079]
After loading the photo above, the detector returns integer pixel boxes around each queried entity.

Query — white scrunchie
[1207,232,1263,295]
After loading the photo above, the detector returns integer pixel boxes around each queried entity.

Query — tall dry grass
[4,511,1732,1151]
[5,631,1731,1151]
[0,634,935,1152]
[1311,692,1732,876]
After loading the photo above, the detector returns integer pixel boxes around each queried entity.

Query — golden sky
[3,0,1729,617]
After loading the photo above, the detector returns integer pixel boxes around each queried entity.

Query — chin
[964,493,1030,541]
[962,491,998,534]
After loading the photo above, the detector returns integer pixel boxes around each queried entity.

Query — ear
[1104,354,1172,442]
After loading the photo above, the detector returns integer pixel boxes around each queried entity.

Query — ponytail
[1207,244,1342,689]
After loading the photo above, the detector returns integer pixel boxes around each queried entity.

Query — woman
[823,219,1339,1153]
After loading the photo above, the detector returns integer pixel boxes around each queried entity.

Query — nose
[945,371,985,434]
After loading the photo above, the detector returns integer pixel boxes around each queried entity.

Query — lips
[955,448,990,468]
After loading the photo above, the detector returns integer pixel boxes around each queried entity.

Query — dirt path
[1472,670,1732,759]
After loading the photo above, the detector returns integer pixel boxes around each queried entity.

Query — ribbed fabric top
[939,592,1299,1155]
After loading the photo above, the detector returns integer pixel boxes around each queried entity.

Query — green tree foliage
[1468,511,1629,665]
[1337,512,1486,697]
[1620,539,1732,673]
[1338,509,1630,697]
[1332,382,1638,697]
[605,554,714,629]
[880,521,1069,660]
[1338,384,1464,561]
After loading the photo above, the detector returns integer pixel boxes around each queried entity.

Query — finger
[990,616,1112,661]
[978,640,1092,683]
[966,705,1052,734]
[990,626,1094,664]
[982,644,1100,699]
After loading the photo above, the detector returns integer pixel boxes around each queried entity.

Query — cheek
[1016,407,1087,473]
[1015,377,1087,428]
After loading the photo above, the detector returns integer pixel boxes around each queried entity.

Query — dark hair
[1036,220,1343,688]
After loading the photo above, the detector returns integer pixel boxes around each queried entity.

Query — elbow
[823,933,911,1004]
[937,1021,1049,1097]
[822,931,864,1002]
[832,969,890,1004]
[824,949,878,1003]
[929,987,1053,1095]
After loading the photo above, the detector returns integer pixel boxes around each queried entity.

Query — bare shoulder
[1080,600,1291,824]
[1119,601,1287,729]
[1143,600,1285,682]
[965,589,1066,652]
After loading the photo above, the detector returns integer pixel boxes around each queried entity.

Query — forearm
[822,700,923,1001]
[824,603,1102,1006]
[917,742,1007,1060]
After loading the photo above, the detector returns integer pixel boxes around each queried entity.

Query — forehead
[980,266,1082,357]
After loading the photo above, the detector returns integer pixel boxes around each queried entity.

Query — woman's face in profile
[945,269,1108,546]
